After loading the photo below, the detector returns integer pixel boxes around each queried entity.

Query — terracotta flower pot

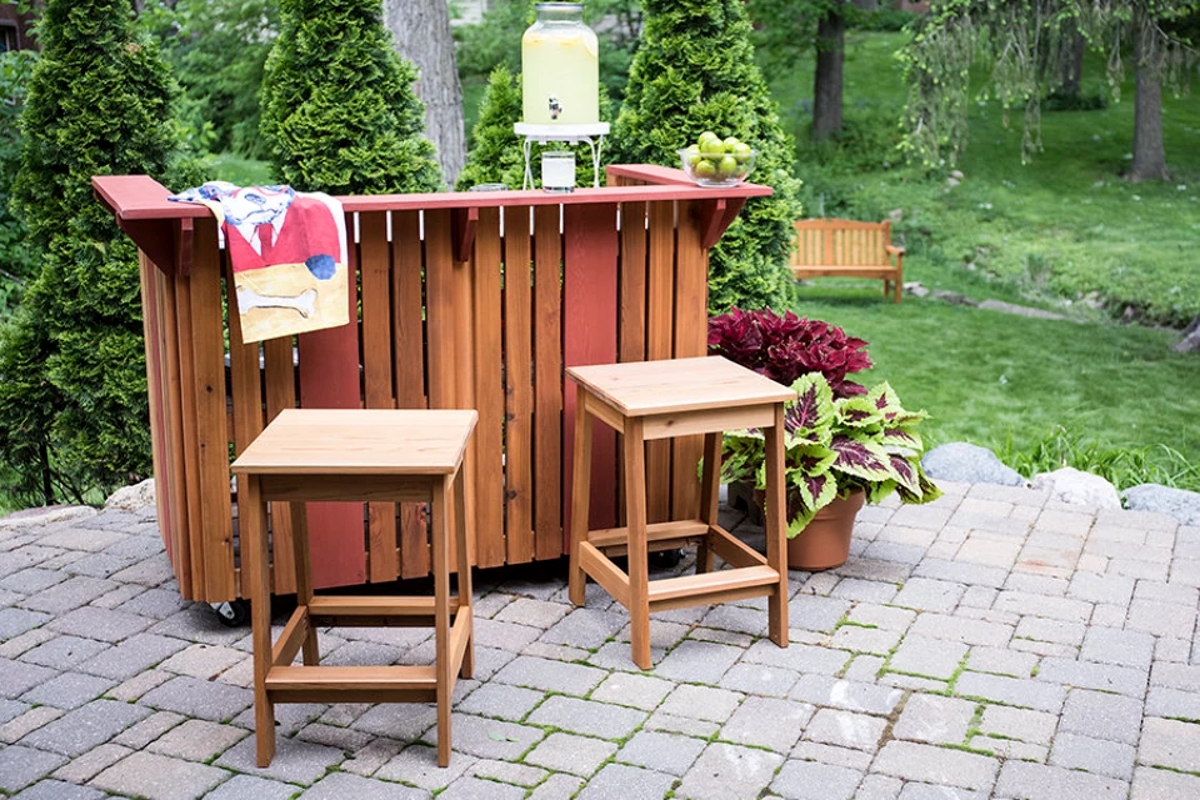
[786,490,865,571]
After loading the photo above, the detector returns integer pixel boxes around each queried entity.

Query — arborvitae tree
[456,65,527,191]
[1,0,186,505]
[611,0,803,314]
[260,0,443,194]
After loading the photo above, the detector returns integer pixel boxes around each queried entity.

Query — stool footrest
[266,665,438,703]
[647,565,780,612]
[588,520,709,550]
[309,596,461,616]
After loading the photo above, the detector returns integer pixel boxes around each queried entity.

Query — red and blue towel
[172,182,349,343]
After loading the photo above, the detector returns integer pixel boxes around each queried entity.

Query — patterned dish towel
[172,182,349,343]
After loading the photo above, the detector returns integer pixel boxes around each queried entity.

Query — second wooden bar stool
[566,356,796,669]
[231,408,477,768]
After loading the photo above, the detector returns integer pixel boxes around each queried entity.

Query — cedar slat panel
[503,206,534,563]
[532,205,563,560]
[424,209,463,567]
[425,209,457,411]
[563,203,619,537]
[297,214,367,591]
[172,253,207,597]
[472,207,505,568]
[392,210,429,579]
[619,202,649,364]
[159,268,195,597]
[190,218,235,601]
[224,253,266,597]
[360,211,400,583]
[670,201,709,521]
[645,201,675,524]
[263,337,297,595]
[139,255,189,595]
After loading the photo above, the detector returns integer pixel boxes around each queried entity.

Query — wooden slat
[189,218,235,601]
[392,209,429,579]
[172,246,206,598]
[532,204,563,560]
[563,203,620,538]
[647,565,779,606]
[472,207,505,568]
[671,201,709,522]
[139,254,191,596]
[619,201,649,364]
[309,595,461,615]
[425,208,457,411]
[296,211,367,591]
[645,201,675,524]
[262,337,297,595]
[224,249,266,598]
[360,211,399,583]
[503,206,534,563]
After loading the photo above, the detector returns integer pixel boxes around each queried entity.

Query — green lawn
[763,31,1200,488]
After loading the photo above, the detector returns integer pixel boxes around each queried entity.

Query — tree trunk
[1176,314,1200,353]
[1061,31,1084,97]
[383,0,466,186]
[812,0,846,142]
[1128,8,1169,182]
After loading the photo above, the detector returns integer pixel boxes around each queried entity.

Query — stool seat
[567,357,795,417]
[567,356,795,669]
[232,408,476,768]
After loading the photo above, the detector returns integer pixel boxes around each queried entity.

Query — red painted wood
[563,203,620,535]
[297,213,367,590]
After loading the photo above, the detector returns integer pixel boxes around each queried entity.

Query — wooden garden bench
[790,218,905,303]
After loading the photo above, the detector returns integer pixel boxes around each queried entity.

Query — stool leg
[289,502,320,666]
[454,463,475,679]
[697,432,722,574]
[625,417,652,670]
[764,403,789,647]
[568,393,594,607]
[432,478,453,768]
[242,476,276,767]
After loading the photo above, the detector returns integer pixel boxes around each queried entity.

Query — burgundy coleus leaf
[837,397,882,429]
[879,427,922,452]
[829,435,894,482]
[784,373,834,437]
[888,453,922,493]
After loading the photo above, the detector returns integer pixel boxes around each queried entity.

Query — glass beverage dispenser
[521,3,600,126]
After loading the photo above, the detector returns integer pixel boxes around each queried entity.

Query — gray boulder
[105,478,156,511]
[1123,484,1200,525]
[922,443,1025,487]
[1031,467,1121,509]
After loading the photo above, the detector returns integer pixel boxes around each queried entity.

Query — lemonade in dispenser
[521,3,600,126]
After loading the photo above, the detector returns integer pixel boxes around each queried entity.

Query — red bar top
[92,166,773,222]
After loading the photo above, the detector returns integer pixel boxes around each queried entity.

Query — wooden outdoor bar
[93,165,772,604]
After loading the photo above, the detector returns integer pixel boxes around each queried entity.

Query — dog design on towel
[173,182,349,343]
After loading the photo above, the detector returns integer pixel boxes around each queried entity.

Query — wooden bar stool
[566,356,796,669]
[230,408,477,768]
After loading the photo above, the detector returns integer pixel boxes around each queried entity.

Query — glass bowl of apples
[679,132,756,187]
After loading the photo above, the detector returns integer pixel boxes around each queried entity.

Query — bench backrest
[792,218,891,267]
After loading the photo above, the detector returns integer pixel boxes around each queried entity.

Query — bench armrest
[885,244,906,256]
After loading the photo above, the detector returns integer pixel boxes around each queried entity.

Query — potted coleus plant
[709,308,941,570]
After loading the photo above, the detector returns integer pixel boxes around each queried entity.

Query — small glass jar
[541,151,576,192]
[521,2,600,126]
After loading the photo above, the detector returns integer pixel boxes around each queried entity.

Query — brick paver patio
[1,479,1198,799]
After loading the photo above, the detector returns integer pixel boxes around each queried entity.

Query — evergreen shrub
[1,0,187,505]
[611,0,802,313]
[260,0,443,194]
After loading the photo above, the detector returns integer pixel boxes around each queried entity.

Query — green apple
[717,155,739,178]
[699,137,726,155]
[694,159,718,179]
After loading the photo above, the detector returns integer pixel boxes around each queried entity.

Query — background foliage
[0,50,37,317]
[0,0,191,506]
[260,0,442,194]
[611,0,803,314]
